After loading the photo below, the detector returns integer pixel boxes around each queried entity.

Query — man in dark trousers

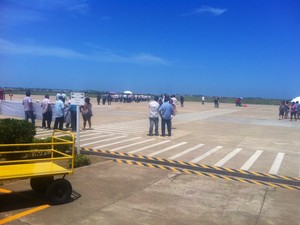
[180,95,184,107]
[159,96,174,137]
[97,92,101,105]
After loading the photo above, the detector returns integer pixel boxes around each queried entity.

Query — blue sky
[0,0,299,99]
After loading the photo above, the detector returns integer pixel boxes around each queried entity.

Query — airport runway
[34,103,300,178]
[1,101,300,225]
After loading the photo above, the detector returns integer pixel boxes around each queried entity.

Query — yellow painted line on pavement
[279,175,292,181]
[0,188,12,194]
[236,169,249,175]
[182,169,191,174]
[212,166,223,171]
[250,171,263,177]
[158,165,167,170]
[236,178,247,183]
[126,160,133,165]
[223,176,233,181]
[170,167,179,173]
[147,163,156,169]
[136,162,144,167]
[224,168,235,173]
[194,171,204,176]
[0,204,50,225]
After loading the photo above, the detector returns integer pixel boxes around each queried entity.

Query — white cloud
[0,38,169,66]
[68,3,89,16]
[130,53,169,65]
[184,6,227,16]
[0,7,43,26]
[0,39,85,59]
[0,0,90,26]
[10,0,89,13]
[87,52,169,65]
[196,6,227,15]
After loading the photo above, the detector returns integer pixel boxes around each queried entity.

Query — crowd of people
[20,91,222,138]
[279,101,300,121]
[22,91,93,131]
[97,92,152,105]
[22,90,181,136]
[22,90,300,138]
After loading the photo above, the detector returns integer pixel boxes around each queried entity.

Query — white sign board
[71,92,85,105]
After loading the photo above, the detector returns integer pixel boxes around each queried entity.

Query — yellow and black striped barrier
[113,158,300,191]
[81,148,300,190]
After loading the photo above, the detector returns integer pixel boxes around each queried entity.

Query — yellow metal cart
[0,130,75,205]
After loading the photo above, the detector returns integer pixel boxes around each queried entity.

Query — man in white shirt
[56,91,61,100]
[22,91,35,126]
[41,94,52,129]
[171,95,177,105]
[148,96,160,136]
[61,91,67,103]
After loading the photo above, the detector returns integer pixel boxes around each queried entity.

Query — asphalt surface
[1,99,300,225]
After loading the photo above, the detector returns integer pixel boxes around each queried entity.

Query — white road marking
[93,123,146,132]
[94,137,141,149]
[129,140,171,154]
[80,135,127,147]
[93,127,145,133]
[190,146,223,163]
[112,139,155,151]
[80,131,109,138]
[81,133,114,142]
[214,148,243,167]
[93,120,146,127]
[269,152,285,175]
[168,144,205,160]
[148,142,188,157]
[34,130,52,138]
[240,150,263,170]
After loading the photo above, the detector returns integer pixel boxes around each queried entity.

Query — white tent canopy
[291,96,300,103]
[124,91,133,94]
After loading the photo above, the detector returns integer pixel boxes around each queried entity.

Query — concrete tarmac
[1,97,300,225]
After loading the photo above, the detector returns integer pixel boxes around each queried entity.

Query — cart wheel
[46,179,72,205]
[30,176,54,193]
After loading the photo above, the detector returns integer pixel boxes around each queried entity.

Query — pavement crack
[82,176,167,215]
[168,172,182,181]
[123,205,165,218]
[255,187,273,225]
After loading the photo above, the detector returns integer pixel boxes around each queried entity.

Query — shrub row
[0,118,90,167]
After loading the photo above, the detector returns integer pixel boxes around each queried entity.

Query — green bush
[0,118,36,144]
[73,154,91,168]
[0,118,36,160]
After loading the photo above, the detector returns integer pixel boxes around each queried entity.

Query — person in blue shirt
[53,96,65,130]
[158,96,174,137]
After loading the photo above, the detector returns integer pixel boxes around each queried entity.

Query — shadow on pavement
[0,190,81,212]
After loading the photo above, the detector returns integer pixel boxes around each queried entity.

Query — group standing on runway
[148,94,177,137]
[22,91,92,132]
[22,90,300,138]
[279,100,300,121]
